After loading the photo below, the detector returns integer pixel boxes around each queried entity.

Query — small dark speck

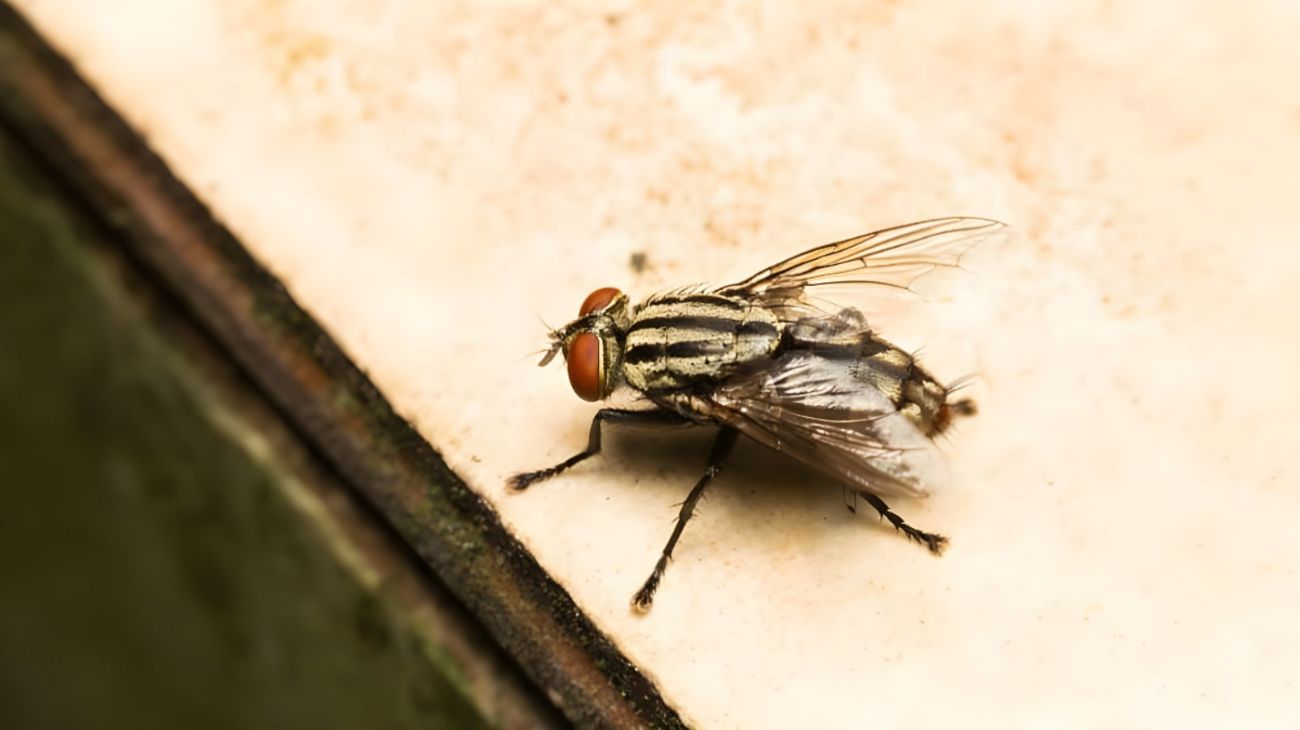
[629,251,648,274]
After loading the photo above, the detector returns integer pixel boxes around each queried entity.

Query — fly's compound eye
[566,332,605,401]
[579,287,622,316]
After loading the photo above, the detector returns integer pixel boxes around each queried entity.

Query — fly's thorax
[620,293,782,392]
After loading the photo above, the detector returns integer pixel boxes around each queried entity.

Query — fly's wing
[716,217,1006,322]
[707,351,949,498]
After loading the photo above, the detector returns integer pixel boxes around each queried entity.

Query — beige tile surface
[18,1,1300,725]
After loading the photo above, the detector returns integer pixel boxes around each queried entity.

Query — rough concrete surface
[15,1,1299,726]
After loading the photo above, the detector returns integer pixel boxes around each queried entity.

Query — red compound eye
[579,287,622,316]
[566,332,604,401]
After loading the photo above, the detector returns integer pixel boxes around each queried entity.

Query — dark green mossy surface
[0,130,490,730]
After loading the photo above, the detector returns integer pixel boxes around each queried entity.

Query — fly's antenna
[536,330,565,366]
[531,312,565,366]
[522,346,552,363]
[537,344,562,367]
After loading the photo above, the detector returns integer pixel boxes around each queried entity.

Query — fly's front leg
[856,490,948,555]
[509,408,687,490]
[632,427,739,612]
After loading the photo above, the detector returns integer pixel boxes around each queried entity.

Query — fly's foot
[631,588,655,613]
[629,429,737,613]
[857,490,949,556]
[631,561,666,613]
[508,469,552,491]
[896,524,948,555]
[509,450,596,490]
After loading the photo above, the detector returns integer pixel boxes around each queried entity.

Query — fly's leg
[509,408,687,490]
[632,428,738,612]
[857,490,948,555]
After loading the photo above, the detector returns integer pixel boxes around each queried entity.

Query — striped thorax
[621,293,782,392]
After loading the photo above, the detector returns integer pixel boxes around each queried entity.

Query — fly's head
[537,287,630,402]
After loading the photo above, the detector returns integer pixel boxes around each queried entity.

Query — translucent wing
[717,217,1006,321]
[703,350,949,498]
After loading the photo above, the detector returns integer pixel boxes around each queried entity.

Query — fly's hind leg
[857,490,948,555]
[509,408,688,490]
[632,427,739,612]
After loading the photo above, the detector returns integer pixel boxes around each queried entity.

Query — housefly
[511,217,1005,611]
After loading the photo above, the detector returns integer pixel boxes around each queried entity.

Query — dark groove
[666,340,733,358]
[629,315,742,334]
[654,292,746,309]
[623,343,663,365]
[737,320,779,337]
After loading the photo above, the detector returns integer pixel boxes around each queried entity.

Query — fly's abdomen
[622,294,781,392]
[856,345,952,437]
[788,308,960,438]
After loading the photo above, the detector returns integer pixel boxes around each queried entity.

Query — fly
[511,217,1005,611]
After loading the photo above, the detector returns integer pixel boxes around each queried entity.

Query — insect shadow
[596,424,904,556]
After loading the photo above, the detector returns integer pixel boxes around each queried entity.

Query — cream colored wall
[18,1,1299,726]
